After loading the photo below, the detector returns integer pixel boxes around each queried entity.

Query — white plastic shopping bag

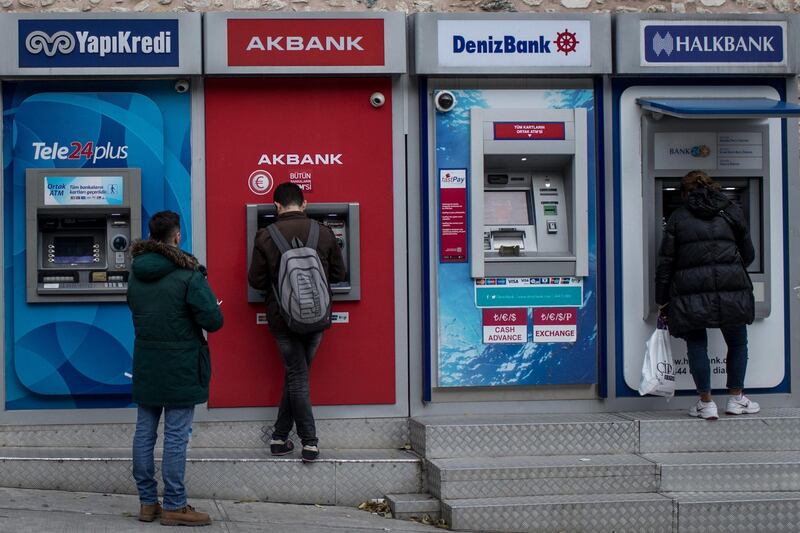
[638,315,676,398]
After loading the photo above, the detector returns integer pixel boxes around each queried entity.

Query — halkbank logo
[18,19,179,68]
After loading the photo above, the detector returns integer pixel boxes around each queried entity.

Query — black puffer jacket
[655,186,755,337]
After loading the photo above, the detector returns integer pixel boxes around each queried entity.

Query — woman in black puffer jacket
[655,170,759,420]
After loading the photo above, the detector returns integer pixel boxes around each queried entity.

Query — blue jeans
[132,405,195,510]
[271,332,323,446]
[684,325,749,394]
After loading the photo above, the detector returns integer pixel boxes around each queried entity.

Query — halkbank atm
[412,13,610,405]
[612,14,800,397]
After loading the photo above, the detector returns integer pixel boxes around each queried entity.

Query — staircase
[0,417,421,506]
[388,409,800,532]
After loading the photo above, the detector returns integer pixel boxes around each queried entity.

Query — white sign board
[437,20,591,68]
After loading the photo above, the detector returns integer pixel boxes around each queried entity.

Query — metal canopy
[637,97,800,119]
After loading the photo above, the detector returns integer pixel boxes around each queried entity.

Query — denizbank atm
[611,14,800,398]
[411,13,611,406]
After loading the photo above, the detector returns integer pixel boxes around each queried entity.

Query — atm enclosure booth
[202,13,408,417]
[410,14,611,412]
[0,13,202,416]
[610,15,800,401]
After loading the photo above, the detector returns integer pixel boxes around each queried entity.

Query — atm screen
[53,236,95,264]
[484,191,531,226]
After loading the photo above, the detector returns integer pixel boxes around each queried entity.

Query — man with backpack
[248,183,346,462]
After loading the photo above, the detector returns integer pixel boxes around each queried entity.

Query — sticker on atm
[44,176,123,206]
[482,308,528,344]
[493,122,565,140]
[533,307,577,343]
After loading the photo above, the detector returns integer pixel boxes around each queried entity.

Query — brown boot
[160,505,212,527]
[138,502,162,522]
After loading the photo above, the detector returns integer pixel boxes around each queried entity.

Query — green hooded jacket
[127,240,223,407]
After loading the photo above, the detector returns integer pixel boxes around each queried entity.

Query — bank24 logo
[25,31,76,57]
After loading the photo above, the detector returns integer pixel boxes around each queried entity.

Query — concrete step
[0,447,421,506]
[410,414,636,459]
[442,493,673,533]
[645,450,800,492]
[427,453,657,499]
[667,491,800,533]
[0,417,408,450]
[620,409,800,453]
[386,493,441,522]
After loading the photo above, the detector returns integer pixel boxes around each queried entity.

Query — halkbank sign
[642,20,786,66]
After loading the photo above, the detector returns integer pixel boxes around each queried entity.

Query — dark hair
[681,170,720,197]
[273,182,304,208]
[149,210,181,243]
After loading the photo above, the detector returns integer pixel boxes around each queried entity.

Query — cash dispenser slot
[25,168,141,303]
[246,202,360,303]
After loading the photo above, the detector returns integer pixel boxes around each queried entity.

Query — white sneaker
[726,395,760,415]
[688,400,719,420]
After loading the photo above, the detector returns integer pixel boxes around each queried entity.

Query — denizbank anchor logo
[19,19,179,68]
[438,20,591,68]
[642,22,785,65]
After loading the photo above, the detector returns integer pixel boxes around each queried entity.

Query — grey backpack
[267,221,332,334]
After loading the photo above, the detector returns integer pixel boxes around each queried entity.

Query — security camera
[174,79,190,94]
[370,92,386,108]
[435,90,456,113]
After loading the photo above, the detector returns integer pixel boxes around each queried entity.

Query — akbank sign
[18,19,179,68]
[642,21,785,66]
[438,20,591,68]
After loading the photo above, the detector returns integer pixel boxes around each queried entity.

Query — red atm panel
[204,78,395,407]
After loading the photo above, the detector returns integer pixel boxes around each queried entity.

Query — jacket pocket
[198,343,211,387]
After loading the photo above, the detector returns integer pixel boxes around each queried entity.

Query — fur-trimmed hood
[130,239,201,282]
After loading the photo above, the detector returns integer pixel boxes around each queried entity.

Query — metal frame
[0,13,202,77]
[614,14,799,76]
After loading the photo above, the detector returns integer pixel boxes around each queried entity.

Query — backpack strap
[267,223,292,255]
[306,221,320,250]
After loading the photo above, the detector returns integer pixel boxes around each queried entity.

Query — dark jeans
[684,325,749,394]
[271,331,323,446]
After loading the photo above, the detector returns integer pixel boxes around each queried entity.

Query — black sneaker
[270,439,294,456]
[301,445,319,463]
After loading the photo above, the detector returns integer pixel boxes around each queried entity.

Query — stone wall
[1,0,799,16]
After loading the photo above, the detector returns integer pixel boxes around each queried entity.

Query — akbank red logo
[248,169,273,196]
[227,19,385,67]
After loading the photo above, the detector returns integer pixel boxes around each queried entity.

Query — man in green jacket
[127,211,223,527]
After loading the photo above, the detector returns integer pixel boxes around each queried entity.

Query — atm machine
[245,203,361,302]
[26,168,141,303]
[643,118,769,319]
[469,108,589,279]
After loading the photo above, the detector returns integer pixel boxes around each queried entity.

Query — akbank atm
[245,203,361,302]
[26,168,141,303]
[613,14,800,395]
[470,108,589,279]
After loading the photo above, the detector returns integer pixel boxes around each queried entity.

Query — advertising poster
[3,81,192,409]
[434,89,597,388]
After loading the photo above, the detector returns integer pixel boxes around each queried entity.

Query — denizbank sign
[642,21,786,66]
[438,20,591,67]
[18,19,179,68]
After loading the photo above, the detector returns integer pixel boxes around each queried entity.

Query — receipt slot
[26,168,141,303]
[470,108,589,278]
[246,203,360,302]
